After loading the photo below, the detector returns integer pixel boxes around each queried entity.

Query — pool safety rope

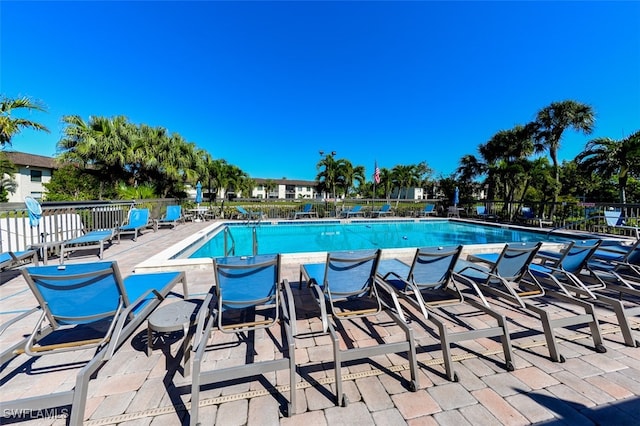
[84,323,634,425]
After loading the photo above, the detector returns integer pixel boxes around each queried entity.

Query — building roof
[3,151,59,169]
[253,178,317,186]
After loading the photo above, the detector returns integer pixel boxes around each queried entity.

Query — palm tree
[316,153,340,198]
[264,179,277,198]
[414,161,435,198]
[208,159,230,201]
[391,164,419,207]
[576,130,640,204]
[338,161,365,197]
[532,100,595,216]
[0,152,18,201]
[481,126,535,213]
[0,96,49,145]
[378,168,393,200]
[457,154,486,182]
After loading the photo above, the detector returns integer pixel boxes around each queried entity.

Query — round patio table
[147,299,202,376]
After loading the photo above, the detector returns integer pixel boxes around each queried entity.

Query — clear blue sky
[3,1,639,182]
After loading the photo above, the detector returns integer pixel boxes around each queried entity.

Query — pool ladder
[223,226,259,257]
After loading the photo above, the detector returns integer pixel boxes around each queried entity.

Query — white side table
[147,299,202,376]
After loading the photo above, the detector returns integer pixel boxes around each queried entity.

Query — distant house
[252,178,318,199]
[2,151,58,202]
[390,187,425,200]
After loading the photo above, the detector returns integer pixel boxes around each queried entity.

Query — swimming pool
[185,220,570,258]
[135,218,598,274]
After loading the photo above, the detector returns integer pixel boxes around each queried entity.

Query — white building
[1,152,320,202]
[2,151,57,202]
[252,178,318,199]
[390,186,425,200]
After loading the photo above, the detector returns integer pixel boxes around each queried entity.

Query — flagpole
[373,180,376,213]
[373,161,379,214]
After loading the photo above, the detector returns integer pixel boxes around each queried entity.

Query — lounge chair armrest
[452,272,491,308]
[105,289,165,360]
[529,266,589,298]
[375,277,419,323]
[0,307,41,337]
[192,310,216,365]
[193,292,216,351]
[280,279,298,337]
[309,282,329,333]
[461,264,528,308]
[534,264,599,299]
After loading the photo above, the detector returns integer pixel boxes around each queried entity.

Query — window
[30,170,42,182]
[30,192,43,200]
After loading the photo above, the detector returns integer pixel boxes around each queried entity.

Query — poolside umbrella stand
[454,186,459,208]
[194,182,203,222]
[195,182,203,207]
[25,196,43,228]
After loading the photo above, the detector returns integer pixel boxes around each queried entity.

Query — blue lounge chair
[475,205,497,221]
[532,239,640,348]
[518,207,552,228]
[190,254,297,424]
[589,239,640,287]
[118,208,152,242]
[341,204,363,218]
[235,206,264,220]
[604,210,639,239]
[416,203,436,217]
[461,242,607,362]
[293,203,318,219]
[1,261,187,425]
[370,203,392,218]
[154,205,184,230]
[300,249,419,406]
[0,249,39,271]
[377,245,514,381]
[59,229,115,264]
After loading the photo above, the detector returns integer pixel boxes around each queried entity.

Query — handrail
[222,225,258,257]
[252,226,258,256]
[223,226,235,257]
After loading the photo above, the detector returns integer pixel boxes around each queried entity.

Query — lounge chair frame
[300,249,419,407]
[154,205,184,230]
[461,242,607,363]
[294,203,318,219]
[59,229,115,264]
[518,206,552,228]
[0,261,187,425]
[190,254,297,425]
[589,239,640,288]
[534,240,640,347]
[235,206,264,221]
[370,204,392,218]
[118,208,153,242]
[0,249,39,271]
[416,204,436,217]
[604,210,639,239]
[377,245,515,381]
[341,205,364,218]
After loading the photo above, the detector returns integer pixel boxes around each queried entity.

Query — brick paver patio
[1,219,639,425]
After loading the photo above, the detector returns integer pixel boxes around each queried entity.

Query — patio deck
[1,220,639,425]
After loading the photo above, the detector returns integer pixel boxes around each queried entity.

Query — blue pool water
[187,220,569,258]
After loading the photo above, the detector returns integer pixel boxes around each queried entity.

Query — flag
[373,162,380,184]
